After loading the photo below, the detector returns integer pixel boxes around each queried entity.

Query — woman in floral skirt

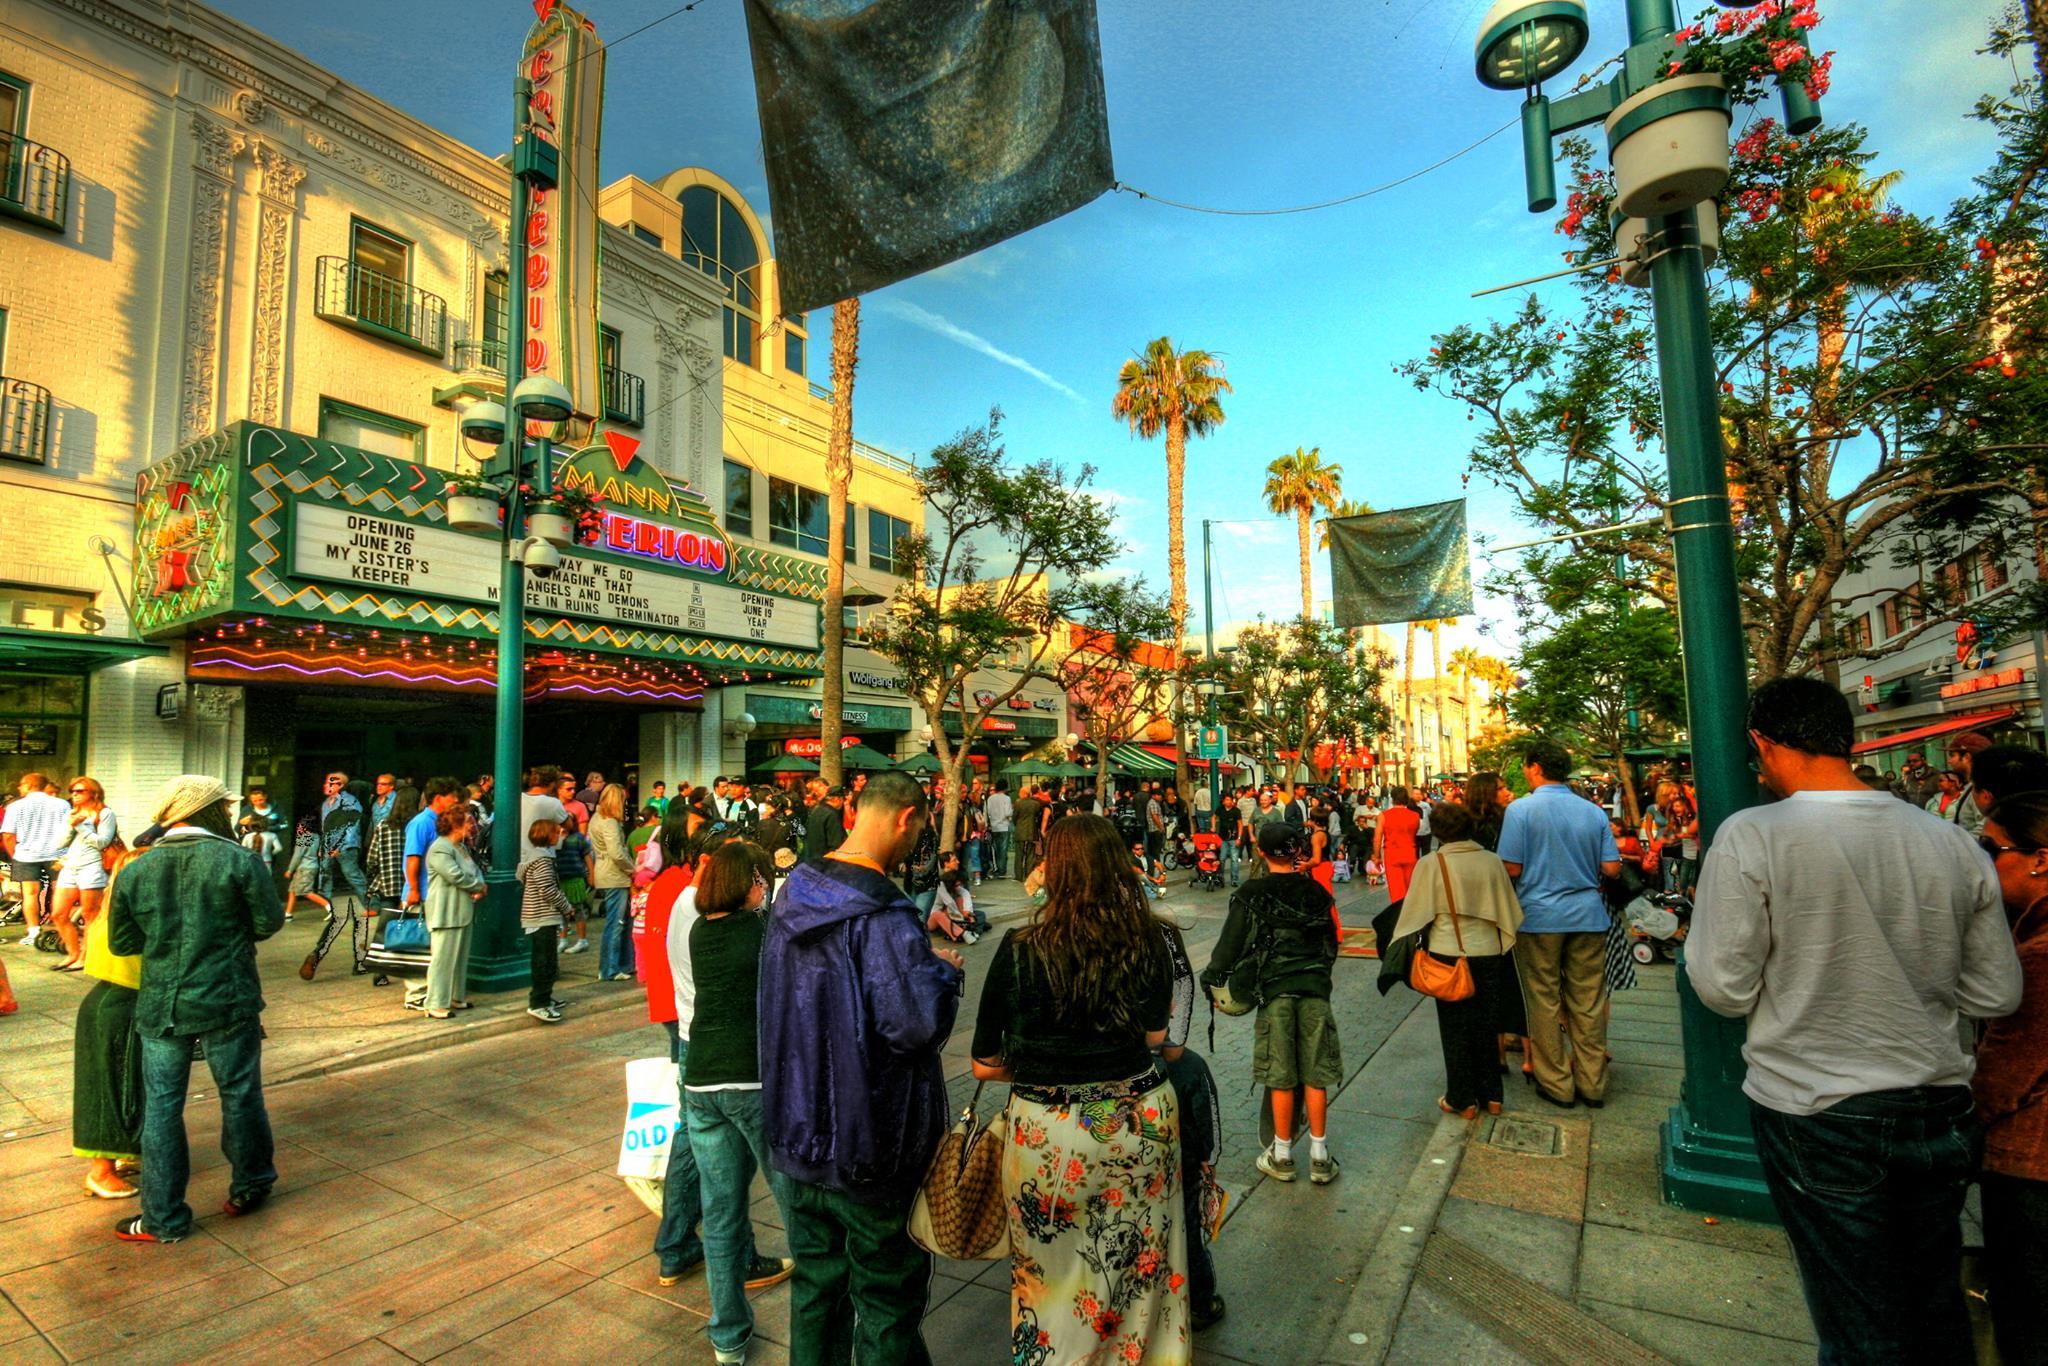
[972,814,1189,1365]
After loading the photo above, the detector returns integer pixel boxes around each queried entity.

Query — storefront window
[0,671,83,786]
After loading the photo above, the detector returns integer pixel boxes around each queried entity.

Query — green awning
[0,628,169,674]
[1108,743,1176,775]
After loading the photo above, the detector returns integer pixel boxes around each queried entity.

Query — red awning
[1851,708,2017,756]
[1138,742,1241,773]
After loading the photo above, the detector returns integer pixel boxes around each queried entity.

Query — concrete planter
[528,504,575,548]
[445,492,500,532]
[1606,74,1731,219]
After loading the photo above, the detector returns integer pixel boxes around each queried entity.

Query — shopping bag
[616,1056,681,1181]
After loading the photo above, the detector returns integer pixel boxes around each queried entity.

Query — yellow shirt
[83,912,142,990]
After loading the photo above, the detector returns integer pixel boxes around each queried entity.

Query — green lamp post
[454,73,579,991]
[1474,0,1820,1220]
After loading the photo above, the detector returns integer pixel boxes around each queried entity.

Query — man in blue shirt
[400,778,464,1011]
[1496,739,1622,1108]
[371,773,398,827]
[317,772,370,903]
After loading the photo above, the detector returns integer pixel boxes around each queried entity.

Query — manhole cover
[1487,1117,1562,1155]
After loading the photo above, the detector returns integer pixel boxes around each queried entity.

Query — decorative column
[180,116,247,444]
[246,143,306,427]
[655,322,683,480]
[681,334,717,491]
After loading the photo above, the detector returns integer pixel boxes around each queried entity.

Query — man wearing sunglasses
[1688,677,2021,1363]
[317,772,371,908]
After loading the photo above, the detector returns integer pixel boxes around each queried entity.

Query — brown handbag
[1408,853,1476,1003]
[907,1082,1010,1260]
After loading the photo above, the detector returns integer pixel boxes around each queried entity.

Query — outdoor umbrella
[894,752,944,773]
[1051,760,1094,778]
[1001,758,1060,778]
[752,753,819,773]
[838,743,896,770]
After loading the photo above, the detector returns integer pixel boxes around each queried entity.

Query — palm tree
[1114,337,1231,800]
[1259,448,1343,621]
[1317,497,1374,552]
[1448,644,1482,772]
[1402,621,1418,785]
[819,298,860,788]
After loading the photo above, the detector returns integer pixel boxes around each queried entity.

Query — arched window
[678,185,762,367]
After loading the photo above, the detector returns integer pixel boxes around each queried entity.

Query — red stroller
[1191,833,1226,891]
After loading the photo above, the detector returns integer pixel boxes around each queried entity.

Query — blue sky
[218,0,2017,650]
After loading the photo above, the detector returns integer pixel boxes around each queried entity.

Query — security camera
[523,538,562,579]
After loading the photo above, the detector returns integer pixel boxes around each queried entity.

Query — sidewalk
[1323,963,1815,1365]
[0,870,1456,1363]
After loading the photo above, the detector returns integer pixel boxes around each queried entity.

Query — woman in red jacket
[1974,792,2048,1366]
[1374,787,1423,903]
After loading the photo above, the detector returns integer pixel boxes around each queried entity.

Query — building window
[784,317,807,379]
[484,270,508,350]
[844,502,857,557]
[678,184,762,368]
[1855,613,1873,653]
[0,71,25,203]
[1881,596,1903,640]
[319,398,424,462]
[631,224,663,249]
[868,510,913,575]
[769,476,829,555]
[1981,539,2010,593]
[600,324,621,373]
[347,219,415,336]
[724,460,753,537]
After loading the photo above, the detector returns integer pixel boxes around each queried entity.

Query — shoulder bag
[908,1081,1011,1260]
[1408,855,1475,1002]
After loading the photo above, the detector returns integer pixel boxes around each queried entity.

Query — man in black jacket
[804,786,846,860]
[1202,822,1341,1186]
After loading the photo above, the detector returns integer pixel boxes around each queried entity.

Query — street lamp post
[459,74,577,990]
[1475,0,1814,1219]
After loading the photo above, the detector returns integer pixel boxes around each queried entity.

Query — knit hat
[155,774,232,825]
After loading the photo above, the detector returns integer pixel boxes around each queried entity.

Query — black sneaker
[1193,1294,1226,1332]
[221,1190,268,1218]
[743,1255,793,1290]
[113,1216,181,1244]
[658,1252,704,1287]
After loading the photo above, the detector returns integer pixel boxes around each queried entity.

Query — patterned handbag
[907,1082,1010,1260]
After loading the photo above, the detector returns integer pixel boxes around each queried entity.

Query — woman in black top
[971,814,1190,1363]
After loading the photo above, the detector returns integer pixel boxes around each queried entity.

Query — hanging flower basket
[1605,73,1731,219]
[527,499,576,549]
[1610,199,1722,288]
[443,480,502,533]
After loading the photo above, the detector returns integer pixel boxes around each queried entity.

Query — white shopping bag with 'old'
[616,1056,681,1182]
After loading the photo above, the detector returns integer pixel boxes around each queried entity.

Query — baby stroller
[1190,833,1226,891]
[1623,890,1692,964]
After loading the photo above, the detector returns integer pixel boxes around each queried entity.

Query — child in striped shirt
[520,818,577,1023]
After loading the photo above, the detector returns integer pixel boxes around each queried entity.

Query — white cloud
[872,298,1087,404]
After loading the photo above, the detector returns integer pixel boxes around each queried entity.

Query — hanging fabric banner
[742,0,1114,316]
[1327,500,1476,627]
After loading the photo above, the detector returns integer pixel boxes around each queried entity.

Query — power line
[1113,117,1517,217]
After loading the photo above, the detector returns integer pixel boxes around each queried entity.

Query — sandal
[1437,1097,1477,1119]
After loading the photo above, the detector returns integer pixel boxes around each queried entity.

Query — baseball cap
[1257,822,1309,860]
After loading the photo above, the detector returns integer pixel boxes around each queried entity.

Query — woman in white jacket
[1389,801,1527,1118]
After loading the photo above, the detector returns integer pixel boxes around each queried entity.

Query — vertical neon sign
[521,1,605,426]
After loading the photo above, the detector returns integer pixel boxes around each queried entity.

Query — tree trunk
[1460,669,1473,774]
[1296,505,1313,621]
[1165,411,1192,805]
[1402,622,1417,788]
[927,688,963,854]
[819,298,860,789]
[1430,624,1444,776]
[1614,739,1643,827]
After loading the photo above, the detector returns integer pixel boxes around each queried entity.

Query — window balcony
[314,256,447,358]
[0,133,69,232]
[602,363,645,427]
[0,377,52,464]
[452,338,508,374]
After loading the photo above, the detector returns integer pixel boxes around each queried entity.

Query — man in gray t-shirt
[1688,679,2019,1364]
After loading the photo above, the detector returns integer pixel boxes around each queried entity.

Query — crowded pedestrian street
[3,0,2047,1361]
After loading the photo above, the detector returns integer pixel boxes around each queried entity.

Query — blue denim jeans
[139,1018,276,1239]
[687,1087,784,1355]
[1219,836,1241,885]
[655,1028,703,1272]
[1749,1086,1980,1365]
[988,830,1010,877]
[598,886,634,979]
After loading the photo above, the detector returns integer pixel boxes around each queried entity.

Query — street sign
[1197,724,1226,760]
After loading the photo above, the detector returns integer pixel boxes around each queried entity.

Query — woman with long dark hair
[972,813,1188,1362]
[1973,792,2048,1365]
[1465,772,1509,853]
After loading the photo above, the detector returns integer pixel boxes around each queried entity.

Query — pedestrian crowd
[6,693,2048,1363]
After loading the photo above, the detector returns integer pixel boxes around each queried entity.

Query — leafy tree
[863,412,1122,849]
[1113,337,1232,801]
[1510,604,1684,824]
[1262,446,1343,620]
[1060,578,1180,795]
[1202,619,1391,796]
[1398,17,2048,680]
[1317,497,1375,551]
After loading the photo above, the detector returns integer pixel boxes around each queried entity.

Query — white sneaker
[564,939,590,955]
[526,1006,561,1024]
[962,930,980,945]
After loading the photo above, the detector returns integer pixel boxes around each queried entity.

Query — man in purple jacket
[760,770,963,1365]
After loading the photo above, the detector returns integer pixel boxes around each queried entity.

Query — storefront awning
[1852,708,2018,757]
[0,627,169,674]
[1108,743,1176,775]
[1135,742,1240,773]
